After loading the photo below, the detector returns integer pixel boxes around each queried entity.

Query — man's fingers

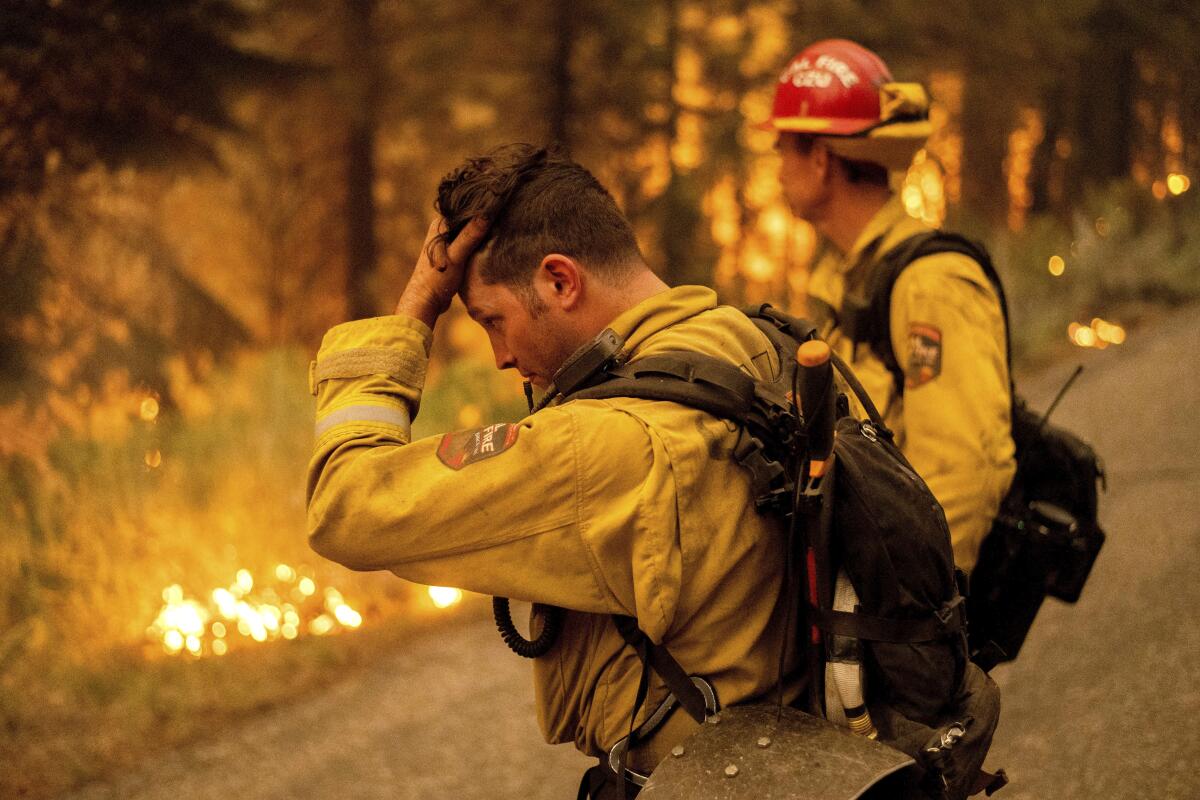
[445,217,490,269]
[430,239,450,273]
[418,215,486,274]
[420,218,449,272]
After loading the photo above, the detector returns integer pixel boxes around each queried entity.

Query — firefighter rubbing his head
[307,146,801,791]
[764,39,1016,572]
[411,146,667,389]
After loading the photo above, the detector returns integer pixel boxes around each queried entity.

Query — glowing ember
[1068,323,1097,348]
[428,586,463,609]
[1166,173,1191,196]
[333,604,363,628]
[154,594,208,637]
[1069,318,1126,349]
[140,397,160,421]
[147,567,365,657]
[235,569,254,594]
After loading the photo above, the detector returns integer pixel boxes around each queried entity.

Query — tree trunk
[659,0,705,287]
[1067,6,1136,198]
[959,72,1010,228]
[344,0,380,321]
[548,0,575,149]
[1029,87,1066,220]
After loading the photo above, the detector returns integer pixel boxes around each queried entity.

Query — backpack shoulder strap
[852,230,1013,397]
[567,349,799,512]
[568,351,759,424]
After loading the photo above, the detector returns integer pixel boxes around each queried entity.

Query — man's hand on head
[395,216,489,329]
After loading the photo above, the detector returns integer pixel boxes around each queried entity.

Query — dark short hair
[434,144,643,295]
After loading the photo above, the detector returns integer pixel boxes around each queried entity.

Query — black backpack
[556,305,1003,800]
[839,230,1108,670]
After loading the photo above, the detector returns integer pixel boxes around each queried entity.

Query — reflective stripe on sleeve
[315,403,411,439]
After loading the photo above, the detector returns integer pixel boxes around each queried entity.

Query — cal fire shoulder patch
[436,423,520,470]
[905,323,943,388]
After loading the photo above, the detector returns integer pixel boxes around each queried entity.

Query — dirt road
[66,305,1200,800]
[986,305,1200,799]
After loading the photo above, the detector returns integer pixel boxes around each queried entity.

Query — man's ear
[536,254,584,311]
[812,139,832,184]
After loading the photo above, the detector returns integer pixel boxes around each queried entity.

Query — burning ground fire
[147,566,358,656]
[148,566,463,656]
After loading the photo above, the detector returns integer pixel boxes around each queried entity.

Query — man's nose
[492,344,515,371]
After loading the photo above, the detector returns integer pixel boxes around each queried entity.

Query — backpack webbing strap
[741,303,820,343]
[611,615,709,724]
[573,375,744,420]
[568,352,797,510]
[737,303,894,437]
[570,353,756,422]
[811,596,967,644]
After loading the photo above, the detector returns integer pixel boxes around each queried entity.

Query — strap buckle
[606,677,719,787]
[935,595,967,631]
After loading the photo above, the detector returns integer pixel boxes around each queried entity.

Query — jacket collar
[839,195,924,274]
[607,285,719,358]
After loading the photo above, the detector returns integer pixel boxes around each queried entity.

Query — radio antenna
[1038,365,1083,432]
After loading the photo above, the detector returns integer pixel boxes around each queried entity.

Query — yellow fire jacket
[807,197,1016,571]
[307,285,798,768]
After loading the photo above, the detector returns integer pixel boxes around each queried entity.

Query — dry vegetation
[2,4,1198,796]
[0,346,521,799]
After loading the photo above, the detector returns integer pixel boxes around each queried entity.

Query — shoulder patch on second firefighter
[436,423,520,470]
[906,323,942,388]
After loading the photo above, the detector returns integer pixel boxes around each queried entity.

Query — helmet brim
[757,118,933,172]
[822,124,932,171]
[755,116,880,136]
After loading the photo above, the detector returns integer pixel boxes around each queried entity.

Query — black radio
[967,377,1107,671]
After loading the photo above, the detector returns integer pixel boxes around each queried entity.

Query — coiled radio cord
[492,380,566,658]
[493,597,564,658]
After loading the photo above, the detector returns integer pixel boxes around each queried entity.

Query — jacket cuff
[309,315,433,396]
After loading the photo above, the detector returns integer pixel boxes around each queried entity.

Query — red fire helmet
[763,39,896,135]
[759,39,932,169]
